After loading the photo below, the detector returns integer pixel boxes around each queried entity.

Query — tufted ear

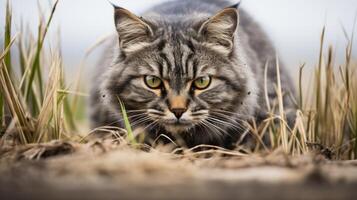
[228,1,241,9]
[114,6,154,52]
[198,8,239,54]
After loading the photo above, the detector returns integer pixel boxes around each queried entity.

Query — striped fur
[90,0,296,148]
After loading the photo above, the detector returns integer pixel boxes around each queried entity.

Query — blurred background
[0,0,357,83]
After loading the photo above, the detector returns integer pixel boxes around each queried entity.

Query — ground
[0,140,357,200]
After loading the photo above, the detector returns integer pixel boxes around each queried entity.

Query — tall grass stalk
[0,0,80,144]
[275,56,289,153]
[1,0,12,132]
[0,35,34,144]
[24,0,59,115]
[295,28,357,159]
[4,0,12,72]
[253,27,356,158]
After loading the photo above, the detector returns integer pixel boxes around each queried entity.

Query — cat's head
[102,5,258,139]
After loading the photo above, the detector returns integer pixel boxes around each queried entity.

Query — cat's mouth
[162,119,196,133]
[165,118,192,125]
[146,109,207,133]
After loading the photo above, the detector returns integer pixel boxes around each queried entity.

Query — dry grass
[0,0,82,145]
[0,0,356,161]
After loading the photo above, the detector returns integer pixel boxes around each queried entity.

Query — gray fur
[90,0,296,148]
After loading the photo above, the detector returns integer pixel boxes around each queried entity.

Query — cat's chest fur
[90,0,295,148]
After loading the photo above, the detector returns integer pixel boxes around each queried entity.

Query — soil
[1,140,357,200]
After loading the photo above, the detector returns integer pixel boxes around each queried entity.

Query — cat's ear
[114,7,154,52]
[228,1,241,9]
[198,8,239,54]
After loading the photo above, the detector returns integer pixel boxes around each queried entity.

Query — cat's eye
[145,75,162,89]
[193,76,211,90]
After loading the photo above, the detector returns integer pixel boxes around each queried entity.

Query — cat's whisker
[100,115,146,128]
[209,113,248,127]
[104,110,146,118]
[127,113,148,118]
[147,112,165,117]
[102,119,122,127]
[104,112,148,124]
[201,119,225,138]
[125,109,147,114]
[141,120,159,132]
[131,117,152,127]
[207,116,245,132]
[210,115,249,131]
[197,121,221,140]
[210,117,248,135]
[191,111,209,117]
[210,109,251,118]
[205,119,231,137]
[147,109,165,114]
[210,111,250,125]
[210,109,240,114]
[130,118,149,127]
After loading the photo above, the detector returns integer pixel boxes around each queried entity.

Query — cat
[90,0,296,149]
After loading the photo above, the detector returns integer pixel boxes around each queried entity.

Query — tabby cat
[90,0,296,148]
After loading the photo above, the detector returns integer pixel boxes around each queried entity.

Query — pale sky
[1,0,357,80]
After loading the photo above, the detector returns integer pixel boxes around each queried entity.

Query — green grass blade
[298,64,305,109]
[1,0,12,129]
[314,27,325,141]
[0,91,3,131]
[118,97,137,145]
[352,105,357,159]
[17,30,26,77]
[63,94,77,131]
[25,0,59,104]
[4,0,12,73]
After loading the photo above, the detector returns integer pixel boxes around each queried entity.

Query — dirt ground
[1,140,357,200]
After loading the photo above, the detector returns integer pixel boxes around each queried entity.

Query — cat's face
[103,6,257,137]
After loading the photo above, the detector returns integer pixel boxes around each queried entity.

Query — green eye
[145,75,162,89]
[194,76,211,90]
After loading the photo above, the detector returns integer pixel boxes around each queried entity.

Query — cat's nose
[171,108,187,119]
[169,95,188,119]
